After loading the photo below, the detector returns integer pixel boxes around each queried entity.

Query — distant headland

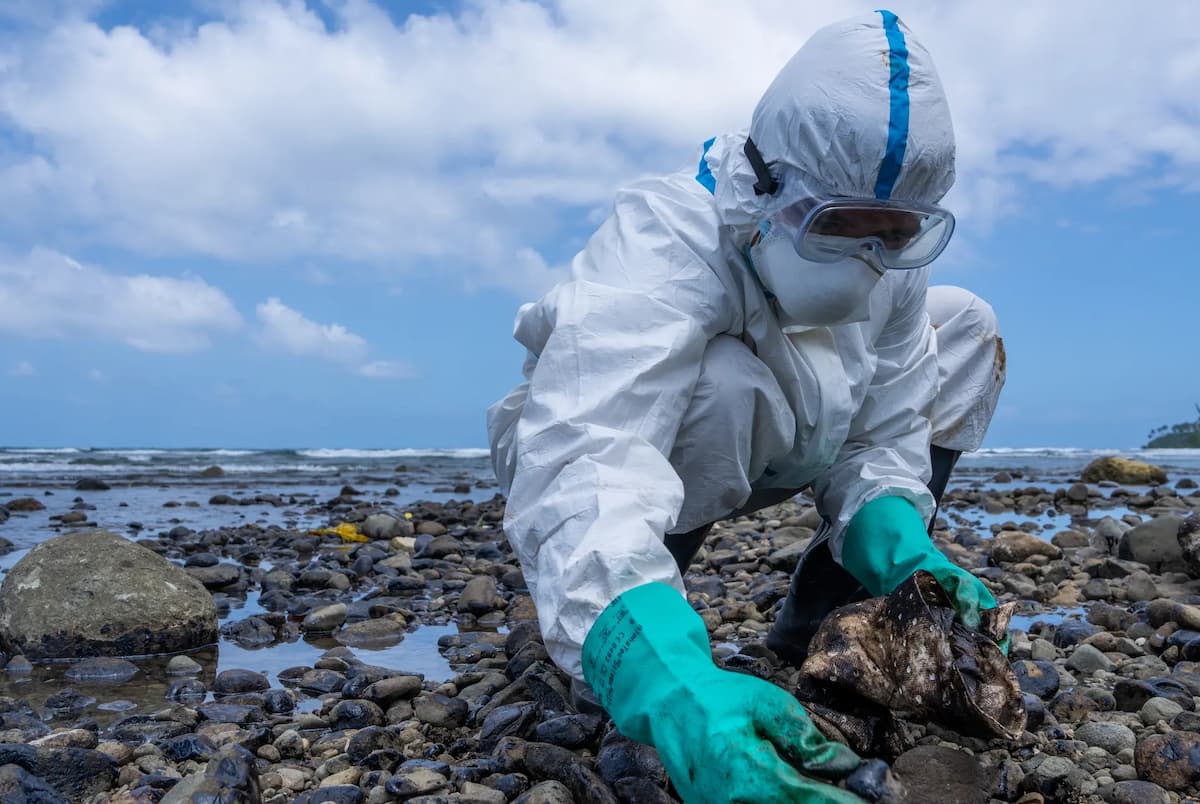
[1145,405,1200,448]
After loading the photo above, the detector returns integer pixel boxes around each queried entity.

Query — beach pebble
[362,513,414,541]
[1013,660,1061,699]
[1052,619,1100,648]
[384,767,449,798]
[523,741,618,804]
[297,785,363,803]
[299,668,347,694]
[458,576,504,615]
[1066,644,1115,674]
[330,699,385,730]
[301,603,348,633]
[532,713,604,750]
[1114,678,1194,713]
[1096,780,1172,804]
[65,657,139,683]
[1125,571,1160,602]
[989,531,1062,563]
[1076,722,1136,755]
[596,732,668,788]
[1134,731,1200,791]
[460,781,507,804]
[335,615,408,646]
[420,534,461,558]
[479,703,541,752]
[414,693,468,728]
[362,674,424,706]
[185,563,241,589]
[512,780,574,804]
[1139,697,1185,725]
[166,655,203,675]
[212,668,269,695]
[416,520,448,537]
[1030,638,1058,661]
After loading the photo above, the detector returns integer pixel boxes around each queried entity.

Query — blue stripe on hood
[696,136,717,194]
[874,10,909,200]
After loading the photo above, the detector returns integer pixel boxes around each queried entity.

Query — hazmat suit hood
[710,11,956,232]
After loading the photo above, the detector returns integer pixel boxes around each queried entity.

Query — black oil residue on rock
[796,570,1026,757]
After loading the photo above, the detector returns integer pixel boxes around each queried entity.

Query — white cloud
[0,248,243,351]
[0,1,1196,295]
[255,296,368,364]
[8,360,34,376]
[255,297,411,379]
[357,360,415,380]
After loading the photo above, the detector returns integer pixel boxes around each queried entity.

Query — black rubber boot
[664,522,714,575]
[927,444,962,535]
[765,529,868,666]
[766,444,964,666]
[663,486,804,573]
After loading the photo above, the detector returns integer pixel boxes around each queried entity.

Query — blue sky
[0,0,1197,450]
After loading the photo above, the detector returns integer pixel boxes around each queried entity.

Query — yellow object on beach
[309,522,368,542]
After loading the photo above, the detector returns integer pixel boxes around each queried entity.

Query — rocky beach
[0,448,1199,803]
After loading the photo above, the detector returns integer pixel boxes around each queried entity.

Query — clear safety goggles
[773,198,955,271]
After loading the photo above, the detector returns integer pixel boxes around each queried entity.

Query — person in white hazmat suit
[487,10,1006,803]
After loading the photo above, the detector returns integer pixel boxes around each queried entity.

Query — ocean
[3,445,1196,555]
[3,445,1199,484]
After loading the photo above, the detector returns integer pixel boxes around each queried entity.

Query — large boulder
[1118,516,1186,573]
[1081,456,1167,485]
[0,530,218,659]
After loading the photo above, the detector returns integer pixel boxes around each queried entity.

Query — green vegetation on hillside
[1145,404,1200,448]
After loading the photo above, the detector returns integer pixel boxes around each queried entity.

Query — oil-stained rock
[796,571,1025,756]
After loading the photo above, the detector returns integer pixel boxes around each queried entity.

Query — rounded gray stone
[1066,643,1116,674]
[1139,696,1184,725]
[1076,721,1137,755]
[301,603,347,633]
[0,530,217,659]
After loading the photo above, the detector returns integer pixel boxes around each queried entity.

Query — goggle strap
[743,138,779,196]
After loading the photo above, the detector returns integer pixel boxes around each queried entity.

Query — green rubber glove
[841,495,998,633]
[582,582,864,804]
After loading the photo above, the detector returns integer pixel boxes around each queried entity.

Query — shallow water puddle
[0,621,477,726]
[945,505,1143,540]
[1008,606,1087,634]
[216,623,459,683]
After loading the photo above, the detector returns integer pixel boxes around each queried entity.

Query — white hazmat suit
[487,12,1005,681]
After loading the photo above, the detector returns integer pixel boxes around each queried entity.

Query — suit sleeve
[501,185,735,679]
[815,270,939,562]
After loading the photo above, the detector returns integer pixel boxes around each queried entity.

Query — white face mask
[748,225,884,328]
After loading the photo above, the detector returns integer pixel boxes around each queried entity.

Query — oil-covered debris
[796,570,1026,757]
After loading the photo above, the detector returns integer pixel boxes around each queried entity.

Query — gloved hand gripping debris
[795,571,1026,758]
